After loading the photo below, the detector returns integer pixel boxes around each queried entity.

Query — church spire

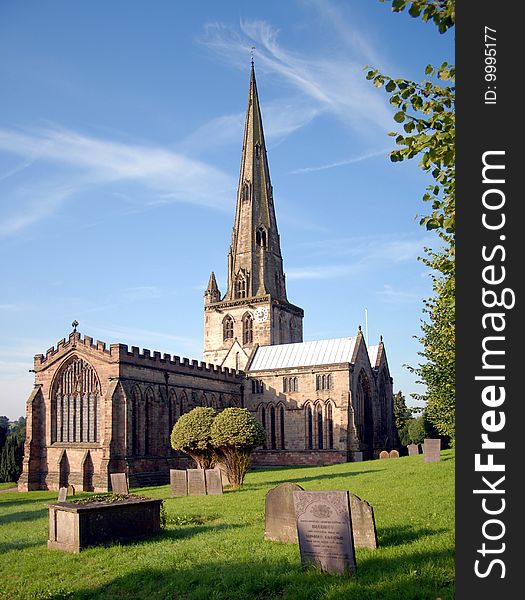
[224,63,287,302]
[204,271,221,305]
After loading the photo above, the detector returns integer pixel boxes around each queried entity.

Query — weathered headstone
[67,484,75,496]
[187,469,206,495]
[205,468,223,495]
[407,444,420,456]
[264,482,304,543]
[170,469,187,497]
[216,462,230,486]
[423,438,441,463]
[389,449,399,459]
[110,473,129,495]
[57,487,68,502]
[353,452,363,462]
[379,450,389,459]
[293,490,356,575]
[349,493,378,549]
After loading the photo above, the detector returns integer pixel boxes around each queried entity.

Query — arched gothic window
[223,315,234,340]
[269,405,276,450]
[256,226,267,248]
[327,403,334,449]
[51,356,101,444]
[235,274,247,299]
[144,387,155,455]
[279,405,285,450]
[317,404,324,449]
[306,405,313,449]
[243,313,253,344]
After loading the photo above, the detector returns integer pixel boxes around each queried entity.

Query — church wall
[245,364,353,465]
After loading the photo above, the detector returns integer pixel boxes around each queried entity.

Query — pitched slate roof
[248,337,358,371]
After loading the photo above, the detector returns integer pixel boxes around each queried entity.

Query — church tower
[204,63,304,371]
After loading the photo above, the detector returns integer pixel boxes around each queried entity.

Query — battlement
[34,331,243,381]
[117,344,243,380]
[34,332,111,367]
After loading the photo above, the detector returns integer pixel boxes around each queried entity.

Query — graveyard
[0,450,454,599]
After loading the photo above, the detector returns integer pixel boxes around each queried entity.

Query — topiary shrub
[210,408,265,488]
[170,407,217,469]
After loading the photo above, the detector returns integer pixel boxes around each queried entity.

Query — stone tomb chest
[47,497,162,552]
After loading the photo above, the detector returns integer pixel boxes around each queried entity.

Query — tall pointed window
[269,405,276,450]
[306,405,313,449]
[223,315,234,340]
[243,313,253,344]
[327,403,334,449]
[279,405,285,450]
[235,273,247,299]
[256,226,267,248]
[51,356,100,444]
[317,404,324,449]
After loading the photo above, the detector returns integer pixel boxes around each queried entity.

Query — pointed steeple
[224,63,287,302]
[204,271,221,305]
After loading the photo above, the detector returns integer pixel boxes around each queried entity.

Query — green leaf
[393,111,405,123]
[385,80,396,92]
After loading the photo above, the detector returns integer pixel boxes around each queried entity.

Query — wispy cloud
[377,284,424,304]
[290,148,391,174]
[0,126,236,237]
[286,234,429,280]
[199,12,393,135]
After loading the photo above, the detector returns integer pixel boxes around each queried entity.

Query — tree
[10,417,26,442]
[210,408,266,488]
[0,416,8,451]
[368,0,455,441]
[0,434,24,482]
[170,407,217,469]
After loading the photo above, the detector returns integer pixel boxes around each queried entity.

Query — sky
[0,0,454,420]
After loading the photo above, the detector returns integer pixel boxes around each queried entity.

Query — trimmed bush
[210,408,265,487]
[170,407,217,469]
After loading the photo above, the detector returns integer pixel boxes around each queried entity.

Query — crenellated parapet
[34,331,244,381]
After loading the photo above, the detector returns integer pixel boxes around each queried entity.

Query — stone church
[18,64,397,492]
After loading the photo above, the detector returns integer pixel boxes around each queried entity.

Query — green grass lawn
[0,450,454,600]
[0,482,17,491]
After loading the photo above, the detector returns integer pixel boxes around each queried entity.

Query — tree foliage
[170,407,217,469]
[0,434,24,483]
[210,408,266,488]
[369,0,455,441]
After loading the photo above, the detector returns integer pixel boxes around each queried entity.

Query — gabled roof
[368,345,380,369]
[248,337,358,371]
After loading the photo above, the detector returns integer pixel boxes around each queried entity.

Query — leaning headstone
[57,487,68,502]
[293,490,356,575]
[205,468,223,495]
[110,473,129,495]
[264,482,304,543]
[389,449,399,459]
[170,469,187,497]
[379,450,389,459]
[349,493,378,549]
[423,438,441,463]
[187,469,206,495]
[407,444,420,456]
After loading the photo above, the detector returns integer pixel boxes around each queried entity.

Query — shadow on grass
[0,506,48,524]
[235,470,383,492]
[0,539,44,553]
[377,524,447,547]
[39,546,454,600]
[153,522,245,542]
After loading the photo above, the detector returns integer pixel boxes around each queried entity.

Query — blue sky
[0,0,454,419]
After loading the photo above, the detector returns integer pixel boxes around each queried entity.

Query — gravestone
[205,468,223,495]
[293,490,356,575]
[379,450,389,459]
[110,473,129,495]
[57,487,68,502]
[264,482,304,543]
[170,469,187,497]
[67,484,75,496]
[349,493,378,549]
[423,438,441,463]
[353,452,363,462]
[389,450,399,459]
[407,444,420,456]
[187,469,206,495]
